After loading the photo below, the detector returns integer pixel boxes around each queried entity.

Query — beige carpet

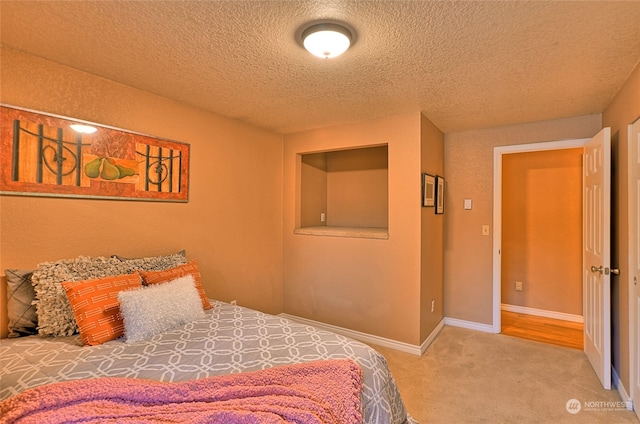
[371,326,639,423]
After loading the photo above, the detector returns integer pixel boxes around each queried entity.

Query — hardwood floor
[501,310,583,350]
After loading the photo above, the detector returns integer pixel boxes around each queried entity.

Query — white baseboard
[420,318,445,354]
[444,317,495,333]
[612,366,634,410]
[279,313,431,356]
[501,303,583,323]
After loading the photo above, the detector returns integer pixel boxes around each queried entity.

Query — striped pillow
[139,261,211,310]
[62,273,142,346]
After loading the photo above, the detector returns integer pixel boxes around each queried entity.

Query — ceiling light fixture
[301,23,353,59]
[70,124,98,134]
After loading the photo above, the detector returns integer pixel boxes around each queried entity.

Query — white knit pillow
[118,275,204,343]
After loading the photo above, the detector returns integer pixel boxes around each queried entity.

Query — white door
[629,118,640,418]
[583,127,612,390]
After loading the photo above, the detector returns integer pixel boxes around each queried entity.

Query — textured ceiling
[1,1,639,134]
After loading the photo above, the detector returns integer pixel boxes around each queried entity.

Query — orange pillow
[139,261,211,310]
[62,273,142,346]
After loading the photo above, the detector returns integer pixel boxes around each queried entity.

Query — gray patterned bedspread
[1,301,413,424]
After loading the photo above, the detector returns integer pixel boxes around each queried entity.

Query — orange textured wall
[420,114,445,341]
[501,149,583,315]
[327,168,388,227]
[444,114,602,325]
[300,155,328,228]
[602,60,640,394]
[0,47,284,337]
[283,113,422,345]
[326,146,388,228]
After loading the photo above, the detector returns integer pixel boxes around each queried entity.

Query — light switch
[464,199,472,210]
[482,225,490,236]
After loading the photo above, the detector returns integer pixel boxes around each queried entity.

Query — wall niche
[295,144,388,239]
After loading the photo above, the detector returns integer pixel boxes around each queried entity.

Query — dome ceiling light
[300,22,353,59]
[70,124,98,134]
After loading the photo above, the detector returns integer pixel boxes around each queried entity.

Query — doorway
[493,139,588,333]
[499,148,584,349]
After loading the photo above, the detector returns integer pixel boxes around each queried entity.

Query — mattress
[0,301,414,424]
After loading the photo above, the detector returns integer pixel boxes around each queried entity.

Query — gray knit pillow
[31,253,187,337]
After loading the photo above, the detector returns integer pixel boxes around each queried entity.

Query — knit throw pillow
[139,261,211,310]
[118,275,205,343]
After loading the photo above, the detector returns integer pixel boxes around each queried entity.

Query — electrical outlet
[515,281,523,291]
[431,299,435,312]
[320,212,326,222]
[230,300,237,305]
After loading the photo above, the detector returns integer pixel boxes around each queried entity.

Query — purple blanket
[0,359,363,424]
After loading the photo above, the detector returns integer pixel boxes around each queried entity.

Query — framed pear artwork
[0,105,190,202]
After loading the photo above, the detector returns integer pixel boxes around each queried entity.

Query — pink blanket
[0,359,363,424]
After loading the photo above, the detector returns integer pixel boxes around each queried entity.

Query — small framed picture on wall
[422,173,435,207]
[435,175,445,214]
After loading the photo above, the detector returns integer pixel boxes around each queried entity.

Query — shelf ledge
[294,226,389,240]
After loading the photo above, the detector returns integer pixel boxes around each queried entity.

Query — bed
[0,254,415,423]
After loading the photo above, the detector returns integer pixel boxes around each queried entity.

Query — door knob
[591,265,603,274]
[610,268,620,275]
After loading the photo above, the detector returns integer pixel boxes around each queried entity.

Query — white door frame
[629,118,640,417]
[492,138,590,333]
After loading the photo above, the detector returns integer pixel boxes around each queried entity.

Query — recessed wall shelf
[294,226,389,240]
[297,145,388,239]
